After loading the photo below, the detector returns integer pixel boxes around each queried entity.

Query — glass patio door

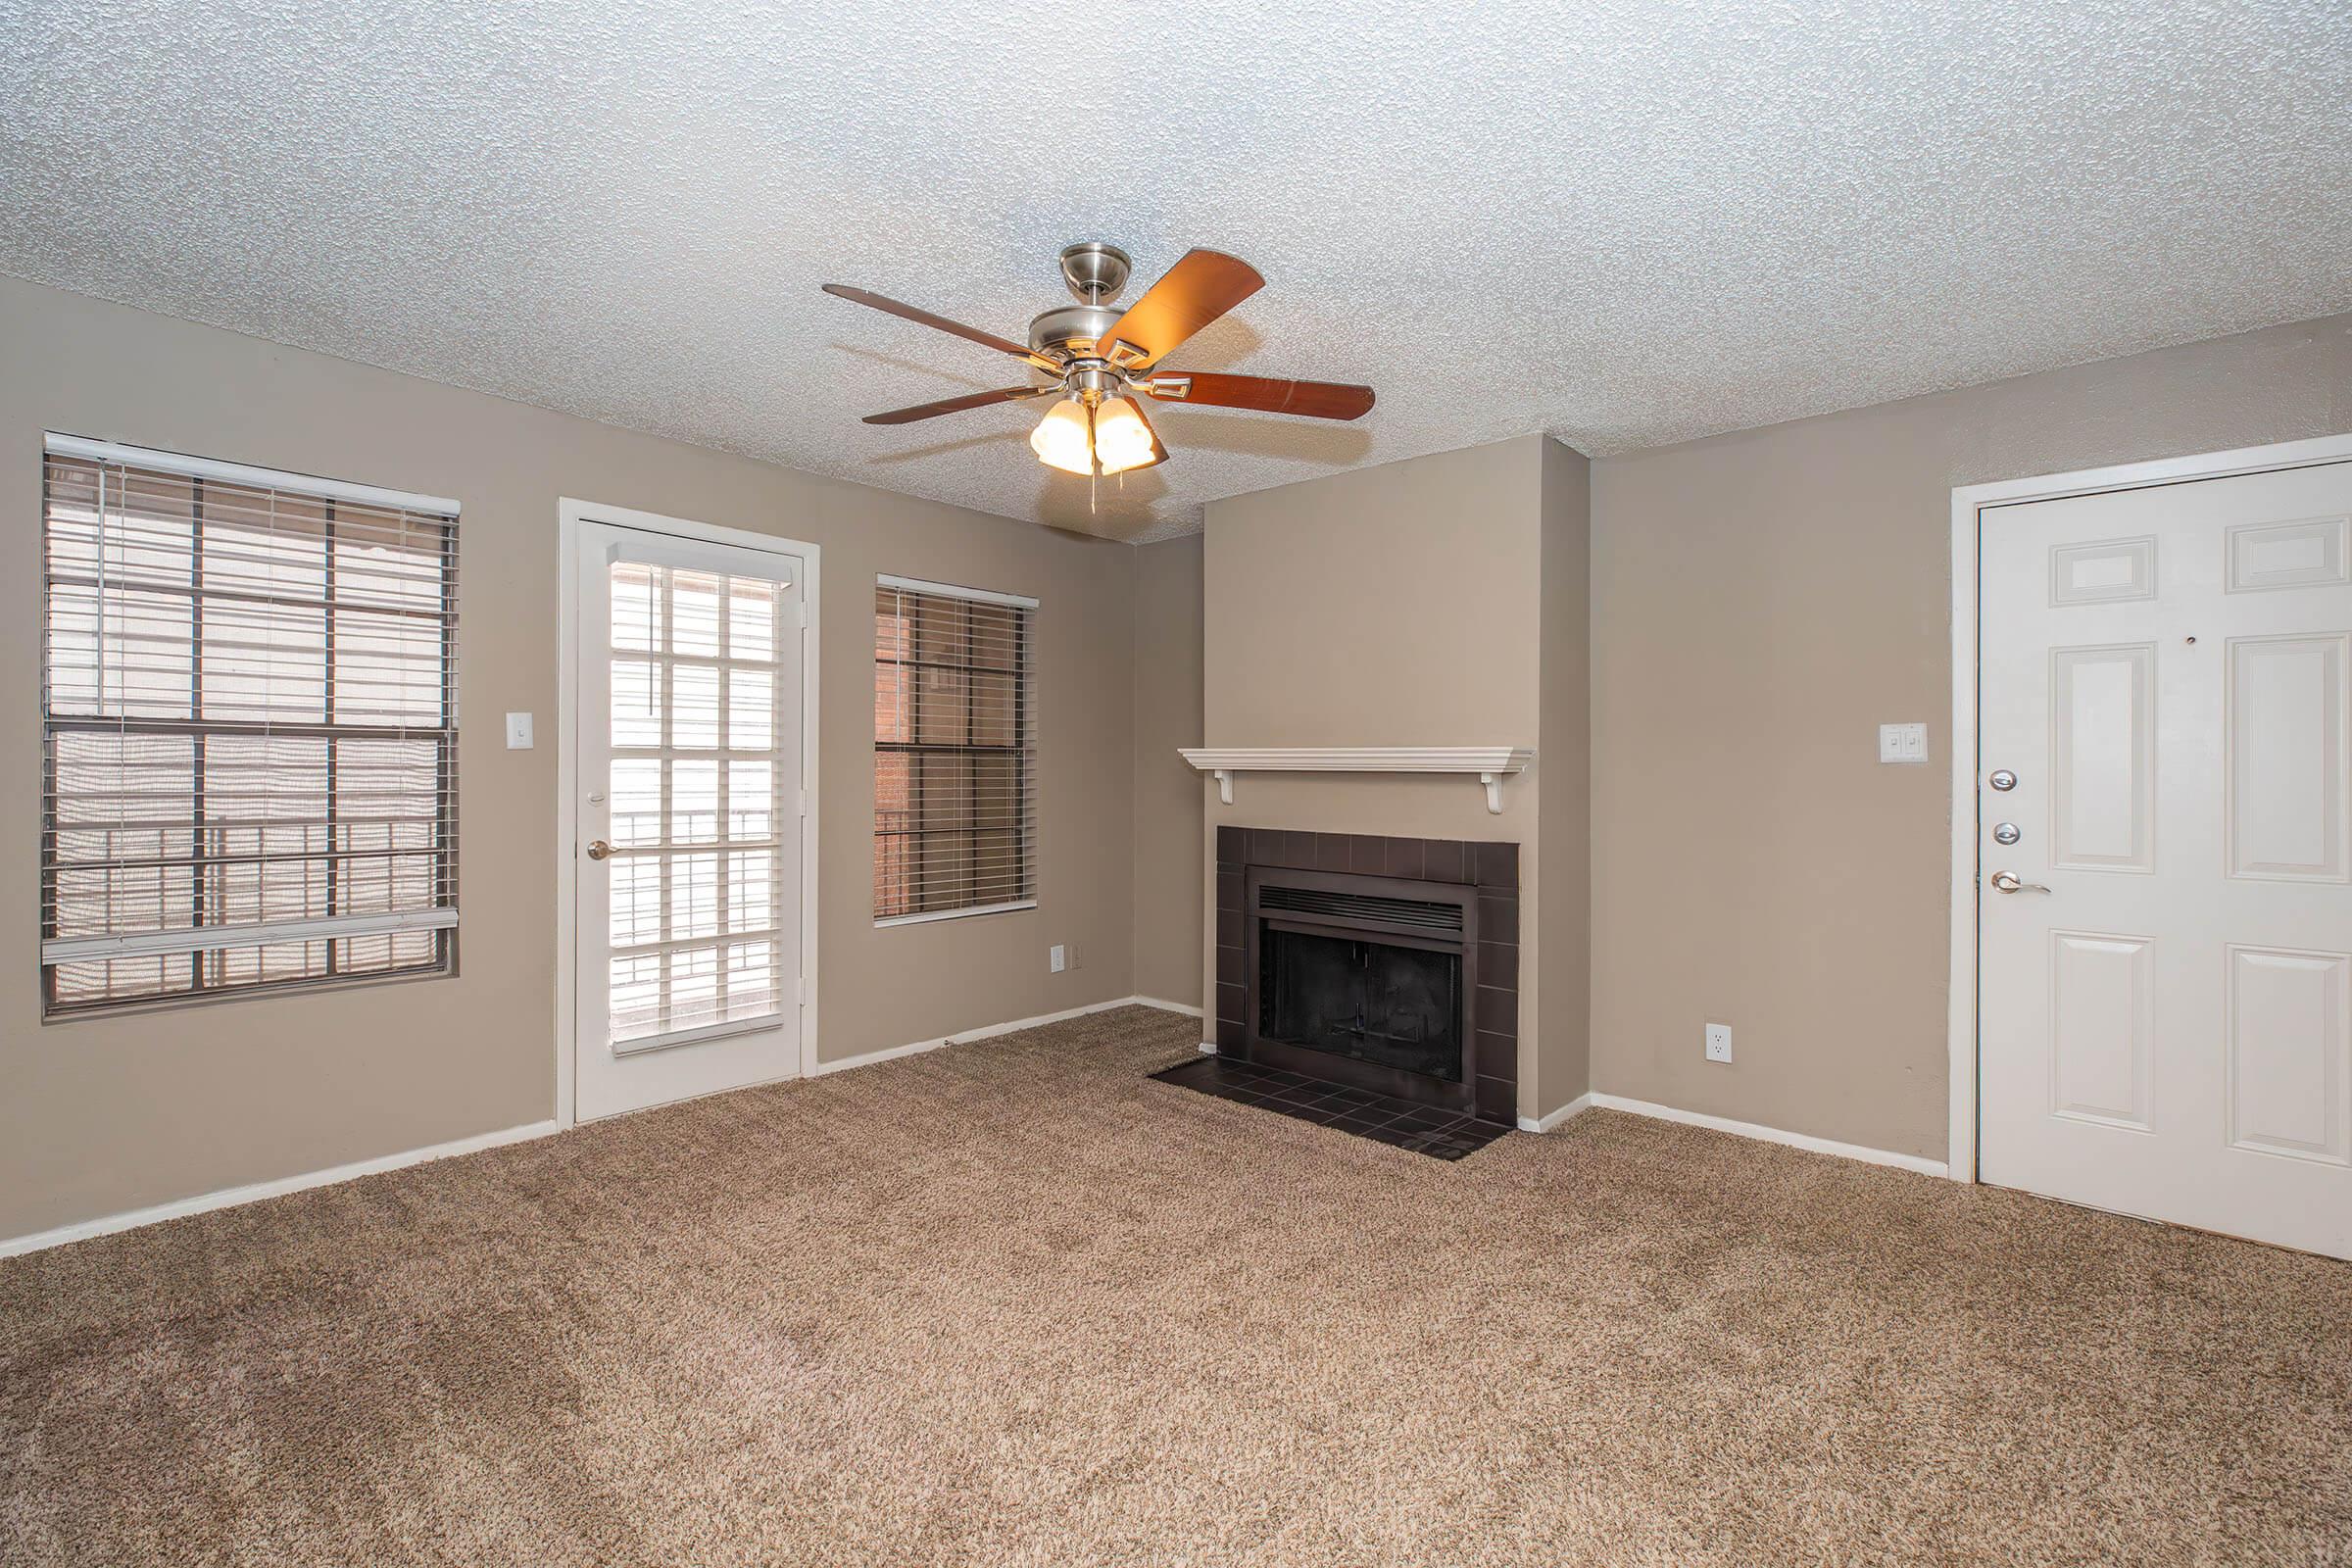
[572,519,805,1120]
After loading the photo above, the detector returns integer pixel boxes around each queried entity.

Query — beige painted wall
[1536,440,1592,1111]
[1200,435,1581,1112]
[14,272,2336,1239]
[1130,535,1204,1008]
[0,275,1140,1242]
[1589,312,2352,1160]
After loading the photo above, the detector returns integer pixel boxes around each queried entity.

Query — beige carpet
[3,1005,2348,1566]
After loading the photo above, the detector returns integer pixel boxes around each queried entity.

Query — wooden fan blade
[822,283,1063,371]
[1093,250,1264,369]
[1139,371,1375,421]
[861,386,1055,425]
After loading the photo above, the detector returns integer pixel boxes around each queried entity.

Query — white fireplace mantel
[1178,747,1536,814]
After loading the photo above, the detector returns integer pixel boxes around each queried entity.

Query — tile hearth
[1152,1054,1513,1160]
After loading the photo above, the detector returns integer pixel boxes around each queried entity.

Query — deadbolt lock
[1988,769,2018,792]
[1993,822,2021,845]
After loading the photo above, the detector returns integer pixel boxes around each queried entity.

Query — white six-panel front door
[1979,461,2351,1258]
[573,521,806,1121]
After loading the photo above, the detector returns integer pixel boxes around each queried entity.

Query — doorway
[558,503,819,1122]
[1953,437,2352,1258]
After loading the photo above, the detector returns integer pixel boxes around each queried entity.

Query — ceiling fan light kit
[1028,396,1096,474]
[1092,397,1156,473]
[823,241,1375,487]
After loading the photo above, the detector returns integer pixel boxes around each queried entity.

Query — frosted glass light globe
[1029,398,1095,474]
[1092,397,1156,474]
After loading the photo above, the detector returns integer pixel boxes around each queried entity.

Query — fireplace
[1247,868,1478,1109]
[1217,829,1519,1124]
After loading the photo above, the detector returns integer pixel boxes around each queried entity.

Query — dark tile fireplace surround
[1212,826,1520,1127]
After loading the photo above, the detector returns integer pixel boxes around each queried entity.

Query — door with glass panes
[572,520,805,1121]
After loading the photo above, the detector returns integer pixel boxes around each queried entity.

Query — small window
[872,575,1036,923]
[39,437,460,1013]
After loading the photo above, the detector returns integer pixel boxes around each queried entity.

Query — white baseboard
[1587,1093,1949,1178]
[807,995,1156,1078]
[6,996,1198,1259]
[0,1119,564,1260]
[1517,1091,1593,1134]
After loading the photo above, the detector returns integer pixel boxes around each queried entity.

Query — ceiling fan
[822,242,1374,480]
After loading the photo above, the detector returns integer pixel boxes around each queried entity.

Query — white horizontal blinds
[606,560,787,1048]
[39,447,459,1011]
[873,579,1036,920]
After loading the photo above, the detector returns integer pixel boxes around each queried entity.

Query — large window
[39,437,460,1013]
[872,575,1036,922]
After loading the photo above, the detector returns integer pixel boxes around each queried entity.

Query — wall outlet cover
[1050,944,1067,974]
[1704,1022,1733,1063]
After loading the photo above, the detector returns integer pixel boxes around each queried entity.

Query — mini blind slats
[605,562,788,1048]
[873,581,1036,921]
[39,447,460,1011]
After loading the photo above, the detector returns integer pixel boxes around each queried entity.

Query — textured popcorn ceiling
[3,2,2348,543]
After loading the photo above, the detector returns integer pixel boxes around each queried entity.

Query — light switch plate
[1878,722,1927,764]
[505,711,534,750]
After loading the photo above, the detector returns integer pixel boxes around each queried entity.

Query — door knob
[1989,870,2050,894]
[585,839,613,861]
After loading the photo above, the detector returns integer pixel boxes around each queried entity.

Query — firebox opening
[1259,926,1464,1084]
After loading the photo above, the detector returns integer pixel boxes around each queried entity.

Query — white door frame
[553,498,822,1128]
[1946,431,2352,1184]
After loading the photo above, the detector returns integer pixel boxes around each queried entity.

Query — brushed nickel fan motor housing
[1027,302,1121,361]
[1028,242,1133,362]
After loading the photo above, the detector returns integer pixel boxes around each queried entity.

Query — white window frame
[871,573,1040,928]
[37,433,462,1013]
[553,499,822,1127]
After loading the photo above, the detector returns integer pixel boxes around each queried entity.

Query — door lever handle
[1989,870,2051,894]
[585,839,613,861]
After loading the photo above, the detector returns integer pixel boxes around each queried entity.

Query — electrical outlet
[1049,944,1067,974]
[1704,1022,1733,1063]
